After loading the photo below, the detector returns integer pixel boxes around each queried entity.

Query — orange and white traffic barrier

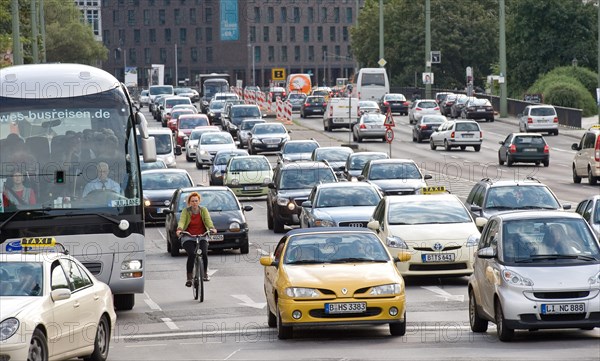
[284,101,293,125]
[276,98,284,121]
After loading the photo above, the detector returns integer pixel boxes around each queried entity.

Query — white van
[352,68,390,101]
[143,128,181,168]
[323,97,359,131]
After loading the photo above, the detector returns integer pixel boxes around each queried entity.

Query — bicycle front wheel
[192,255,204,302]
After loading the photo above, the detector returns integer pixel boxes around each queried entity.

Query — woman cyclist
[176,192,217,286]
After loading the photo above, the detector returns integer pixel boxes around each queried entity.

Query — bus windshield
[0,89,141,216]
[204,80,229,99]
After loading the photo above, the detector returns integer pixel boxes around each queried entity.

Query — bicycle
[179,230,221,302]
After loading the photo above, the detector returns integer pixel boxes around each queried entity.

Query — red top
[186,212,206,235]
[2,188,36,207]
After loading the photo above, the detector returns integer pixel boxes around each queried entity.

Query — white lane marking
[257,248,269,256]
[225,349,241,360]
[207,269,218,276]
[125,343,167,348]
[231,294,267,309]
[161,317,179,330]
[421,286,465,302]
[144,292,162,311]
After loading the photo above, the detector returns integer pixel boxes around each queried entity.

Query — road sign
[272,68,286,81]
[431,51,441,64]
[385,128,394,143]
[384,109,395,127]
[378,58,387,67]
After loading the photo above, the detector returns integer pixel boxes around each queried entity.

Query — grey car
[237,118,266,149]
[299,182,382,228]
[209,149,249,186]
[352,113,386,142]
[342,151,389,181]
[358,159,431,196]
[278,139,320,163]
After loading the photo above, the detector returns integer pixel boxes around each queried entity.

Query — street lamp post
[117,47,126,82]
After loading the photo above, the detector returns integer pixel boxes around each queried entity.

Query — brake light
[527,117,533,124]
[403,101,409,106]
[509,144,517,153]
[480,131,483,139]
[384,101,389,106]
[450,131,455,139]
[416,107,422,111]
[595,136,600,161]
[359,124,367,129]
[553,117,558,123]
[544,145,549,153]
[434,106,440,111]
[304,103,310,107]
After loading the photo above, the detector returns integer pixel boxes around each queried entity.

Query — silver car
[299,182,382,228]
[237,118,266,149]
[352,113,386,142]
[469,211,600,341]
[408,99,441,124]
[430,119,482,152]
[518,105,559,136]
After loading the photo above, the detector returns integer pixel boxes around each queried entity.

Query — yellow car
[259,228,411,339]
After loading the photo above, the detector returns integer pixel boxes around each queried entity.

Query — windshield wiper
[330,258,386,263]
[0,207,52,235]
[486,206,514,210]
[286,260,323,265]
[524,254,597,261]
[36,210,124,226]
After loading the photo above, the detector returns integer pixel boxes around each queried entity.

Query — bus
[195,73,230,113]
[351,68,390,101]
[0,63,156,310]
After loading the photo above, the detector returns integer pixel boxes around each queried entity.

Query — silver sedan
[352,113,386,142]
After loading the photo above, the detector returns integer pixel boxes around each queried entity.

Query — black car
[248,123,291,154]
[300,96,326,118]
[278,139,320,162]
[450,94,471,118]
[341,151,389,181]
[311,146,354,178]
[164,186,253,256]
[209,149,249,185]
[498,133,549,167]
[412,114,447,143]
[464,177,570,224]
[207,99,226,126]
[142,169,194,224]
[440,93,458,116]
[461,98,494,122]
[378,93,409,115]
[223,105,262,138]
[285,92,307,111]
[268,87,287,102]
[267,161,337,233]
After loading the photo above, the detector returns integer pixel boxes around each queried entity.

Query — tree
[506,0,597,96]
[44,0,107,64]
[0,0,107,67]
[351,0,498,90]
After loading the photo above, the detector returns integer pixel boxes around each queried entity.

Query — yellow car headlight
[370,283,401,296]
[285,287,319,298]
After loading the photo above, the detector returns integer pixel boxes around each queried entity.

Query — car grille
[339,221,368,228]
[81,262,102,275]
[384,189,417,196]
[409,263,468,271]
[533,291,590,299]
[309,307,382,318]
[413,245,462,252]
[263,138,281,144]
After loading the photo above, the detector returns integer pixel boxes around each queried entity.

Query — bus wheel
[114,294,135,311]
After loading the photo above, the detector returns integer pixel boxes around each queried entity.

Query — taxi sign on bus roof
[421,186,447,194]
[21,237,56,247]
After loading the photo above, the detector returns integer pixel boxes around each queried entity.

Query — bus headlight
[121,260,143,279]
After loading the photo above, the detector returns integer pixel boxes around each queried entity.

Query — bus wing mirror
[141,136,157,163]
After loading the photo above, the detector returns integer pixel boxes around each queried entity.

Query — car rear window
[455,122,480,131]
[530,107,556,116]
[418,101,438,108]
[515,136,545,145]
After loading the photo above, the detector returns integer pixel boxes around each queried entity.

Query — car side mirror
[268,182,276,189]
[259,255,278,267]
[499,141,504,145]
[367,220,380,231]
[424,174,432,180]
[357,175,365,181]
[562,203,571,210]
[163,209,173,215]
[571,143,580,151]
[243,205,253,212]
[175,145,182,156]
[477,246,496,259]
[50,288,71,302]
[301,200,312,208]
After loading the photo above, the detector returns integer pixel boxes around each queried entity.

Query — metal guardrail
[390,86,583,128]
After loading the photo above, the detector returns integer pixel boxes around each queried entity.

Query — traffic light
[55,170,65,184]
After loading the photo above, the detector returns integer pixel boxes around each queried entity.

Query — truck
[195,73,231,113]
[286,73,312,95]
[323,97,359,132]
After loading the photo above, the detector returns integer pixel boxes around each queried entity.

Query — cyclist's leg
[200,239,209,281]
[182,240,196,286]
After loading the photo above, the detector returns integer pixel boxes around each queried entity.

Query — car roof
[350,151,388,157]
[141,168,190,175]
[215,149,248,155]
[1,250,67,262]
[317,146,353,152]
[509,132,545,137]
[386,193,460,204]
[285,139,319,144]
[491,210,582,222]
[284,227,377,237]
[148,128,173,135]
[369,158,416,165]
[279,161,333,169]
[177,186,232,193]
[315,182,377,190]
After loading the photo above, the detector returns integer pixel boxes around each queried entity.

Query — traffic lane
[293,114,593,204]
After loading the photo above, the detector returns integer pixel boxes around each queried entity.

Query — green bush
[547,66,597,96]
[527,71,598,117]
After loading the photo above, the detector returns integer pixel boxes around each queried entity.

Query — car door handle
[94,294,99,301]
[73,301,80,308]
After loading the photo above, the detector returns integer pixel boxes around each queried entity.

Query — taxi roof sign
[421,186,447,194]
[21,237,56,247]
